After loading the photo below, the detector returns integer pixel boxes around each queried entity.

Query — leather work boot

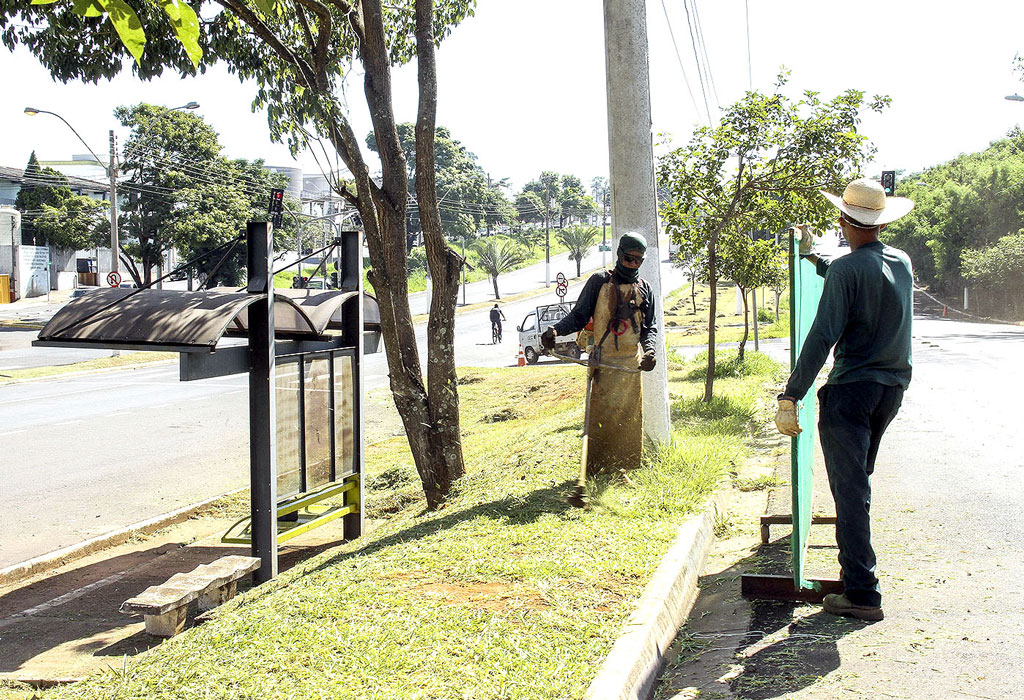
[822,593,884,622]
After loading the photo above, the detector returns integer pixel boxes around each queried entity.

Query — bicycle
[491,322,502,344]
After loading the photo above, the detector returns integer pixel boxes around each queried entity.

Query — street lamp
[24,102,200,283]
[1005,94,1024,102]
[25,106,122,278]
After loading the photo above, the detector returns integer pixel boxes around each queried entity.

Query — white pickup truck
[517,302,586,364]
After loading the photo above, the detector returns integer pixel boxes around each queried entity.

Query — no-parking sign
[106,271,121,288]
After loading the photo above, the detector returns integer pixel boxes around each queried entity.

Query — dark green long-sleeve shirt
[783,241,914,400]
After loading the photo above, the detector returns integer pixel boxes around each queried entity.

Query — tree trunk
[414,0,465,503]
[690,275,697,314]
[491,274,500,299]
[327,0,464,510]
[738,286,749,362]
[704,234,718,402]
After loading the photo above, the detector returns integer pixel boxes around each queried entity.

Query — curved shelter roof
[36,288,380,352]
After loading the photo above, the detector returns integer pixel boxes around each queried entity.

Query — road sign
[106,271,121,288]
[556,272,567,285]
[555,281,568,300]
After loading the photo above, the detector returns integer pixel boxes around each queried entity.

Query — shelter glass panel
[304,355,332,489]
[276,361,302,499]
[333,354,356,478]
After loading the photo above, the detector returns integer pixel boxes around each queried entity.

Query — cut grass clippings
[38,353,783,700]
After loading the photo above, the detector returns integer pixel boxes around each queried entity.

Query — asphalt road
[0,247,686,569]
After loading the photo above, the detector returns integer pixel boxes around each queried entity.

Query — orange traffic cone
[516,344,526,367]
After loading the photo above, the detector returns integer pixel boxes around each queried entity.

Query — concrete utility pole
[604,0,670,443]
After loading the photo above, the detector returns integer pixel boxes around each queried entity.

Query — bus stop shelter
[34,222,380,583]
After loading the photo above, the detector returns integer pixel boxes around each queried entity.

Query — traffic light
[268,188,285,226]
[881,171,896,196]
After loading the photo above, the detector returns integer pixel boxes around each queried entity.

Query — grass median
[35,351,782,700]
[664,282,790,347]
[0,352,177,384]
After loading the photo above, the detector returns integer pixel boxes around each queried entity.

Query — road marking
[53,420,85,427]
[0,383,136,407]
[0,429,27,437]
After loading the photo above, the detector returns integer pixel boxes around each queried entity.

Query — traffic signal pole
[109,131,119,277]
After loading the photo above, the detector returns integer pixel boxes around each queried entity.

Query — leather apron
[586,278,643,475]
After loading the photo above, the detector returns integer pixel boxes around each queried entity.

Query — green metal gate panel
[790,245,824,590]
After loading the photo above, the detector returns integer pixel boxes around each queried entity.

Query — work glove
[794,224,819,256]
[540,327,557,350]
[639,349,656,372]
[774,398,801,437]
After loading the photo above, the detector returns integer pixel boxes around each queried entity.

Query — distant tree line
[884,127,1024,318]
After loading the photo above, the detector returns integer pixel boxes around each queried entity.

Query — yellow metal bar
[221,473,361,545]
[276,477,357,518]
[276,504,357,544]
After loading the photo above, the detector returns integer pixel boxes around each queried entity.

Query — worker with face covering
[541,232,659,474]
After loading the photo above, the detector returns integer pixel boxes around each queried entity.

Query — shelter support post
[248,221,278,583]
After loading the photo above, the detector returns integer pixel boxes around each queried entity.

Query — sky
[3,0,1024,195]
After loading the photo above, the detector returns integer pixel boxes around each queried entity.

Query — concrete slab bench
[119,555,260,637]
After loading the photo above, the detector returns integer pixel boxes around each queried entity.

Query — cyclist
[489,304,506,343]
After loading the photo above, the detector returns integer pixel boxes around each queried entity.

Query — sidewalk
[0,504,364,684]
[0,289,75,327]
[654,301,1024,699]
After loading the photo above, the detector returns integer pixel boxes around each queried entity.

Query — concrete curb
[584,486,732,700]
[0,487,245,588]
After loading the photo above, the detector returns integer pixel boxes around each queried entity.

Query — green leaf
[159,0,180,21]
[96,0,146,64]
[253,0,275,15]
[71,0,105,17]
[160,0,202,68]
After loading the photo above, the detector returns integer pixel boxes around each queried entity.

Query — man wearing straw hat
[774,177,915,622]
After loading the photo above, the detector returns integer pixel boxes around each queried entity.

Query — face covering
[613,252,641,283]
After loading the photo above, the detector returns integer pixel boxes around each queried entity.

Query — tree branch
[293,0,334,89]
[215,0,319,89]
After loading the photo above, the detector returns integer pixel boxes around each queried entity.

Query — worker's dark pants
[818,381,904,608]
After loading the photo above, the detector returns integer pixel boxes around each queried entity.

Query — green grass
[38,354,781,700]
[0,352,177,384]
[664,282,790,347]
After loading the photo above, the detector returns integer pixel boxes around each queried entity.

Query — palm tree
[556,225,600,277]
[473,237,526,299]
[510,226,543,255]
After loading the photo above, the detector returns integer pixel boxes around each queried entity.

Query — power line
[690,0,720,111]
[682,0,713,125]
[658,0,705,126]
[745,0,752,90]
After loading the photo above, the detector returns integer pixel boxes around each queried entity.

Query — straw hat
[821,178,914,226]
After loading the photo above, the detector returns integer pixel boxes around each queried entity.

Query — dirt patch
[384,572,549,613]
